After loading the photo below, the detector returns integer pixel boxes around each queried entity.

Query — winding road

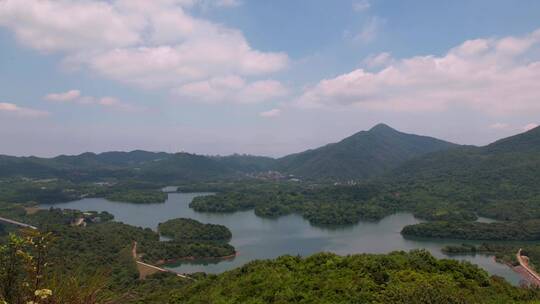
[516,249,540,286]
[132,241,192,280]
[0,216,37,230]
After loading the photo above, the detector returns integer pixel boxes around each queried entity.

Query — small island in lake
[158,218,232,241]
[105,189,168,204]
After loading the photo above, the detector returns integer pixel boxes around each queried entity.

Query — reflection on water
[41,192,523,285]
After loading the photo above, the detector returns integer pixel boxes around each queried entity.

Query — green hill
[390,125,540,221]
[0,125,460,182]
[170,250,539,304]
[275,124,457,180]
[0,151,275,182]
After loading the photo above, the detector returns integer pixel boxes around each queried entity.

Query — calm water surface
[41,192,522,285]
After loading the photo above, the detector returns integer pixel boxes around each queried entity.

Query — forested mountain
[0,151,273,182]
[389,125,540,221]
[391,125,540,197]
[392,125,540,180]
[3,124,539,185]
[0,124,458,182]
[274,124,457,180]
[0,150,168,179]
[134,152,236,182]
[54,150,170,167]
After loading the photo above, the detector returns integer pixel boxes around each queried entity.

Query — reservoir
[41,192,522,285]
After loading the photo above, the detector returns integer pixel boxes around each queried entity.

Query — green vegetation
[0,178,83,204]
[190,183,396,226]
[0,208,237,303]
[31,210,234,266]
[170,250,540,304]
[401,220,540,241]
[389,126,540,223]
[0,206,235,284]
[158,218,232,242]
[0,177,172,207]
[442,243,540,273]
[0,230,112,304]
[0,151,275,184]
[105,189,167,204]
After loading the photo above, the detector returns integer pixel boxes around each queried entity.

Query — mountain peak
[369,123,396,133]
[276,123,456,180]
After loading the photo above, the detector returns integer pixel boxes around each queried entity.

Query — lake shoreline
[157,252,239,267]
[40,193,523,285]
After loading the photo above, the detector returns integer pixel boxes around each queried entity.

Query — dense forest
[158,218,232,242]
[401,220,540,241]
[106,189,167,204]
[4,230,540,304]
[170,250,540,304]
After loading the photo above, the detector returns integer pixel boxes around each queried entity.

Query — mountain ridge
[4,124,539,182]
[274,123,458,180]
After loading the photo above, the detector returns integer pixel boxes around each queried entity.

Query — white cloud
[0,0,288,104]
[298,28,540,116]
[259,109,281,118]
[44,90,81,102]
[0,0,141,52]
[353,0,370,12]
[0,102,49,118]
[174,77,288,103]
[363,52,394,69]
[523,123,539,131]
[489,123,510,130]
[43,90,141,112]
[86,40,288,89]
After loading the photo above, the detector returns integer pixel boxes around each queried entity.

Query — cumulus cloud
[259,109,281,118]
[0,0,288,103]
[174,77,288,103]
[298,28,540,115]
[86,40,288,89]
[524,123,539,131]
[0,0,141,52]
[363,52,394,69]
[0,102,49,118]
[44,90,141,112]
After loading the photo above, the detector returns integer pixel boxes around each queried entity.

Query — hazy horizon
[1,122,533,159]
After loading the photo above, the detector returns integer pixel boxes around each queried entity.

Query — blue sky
[1,0,540,157]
